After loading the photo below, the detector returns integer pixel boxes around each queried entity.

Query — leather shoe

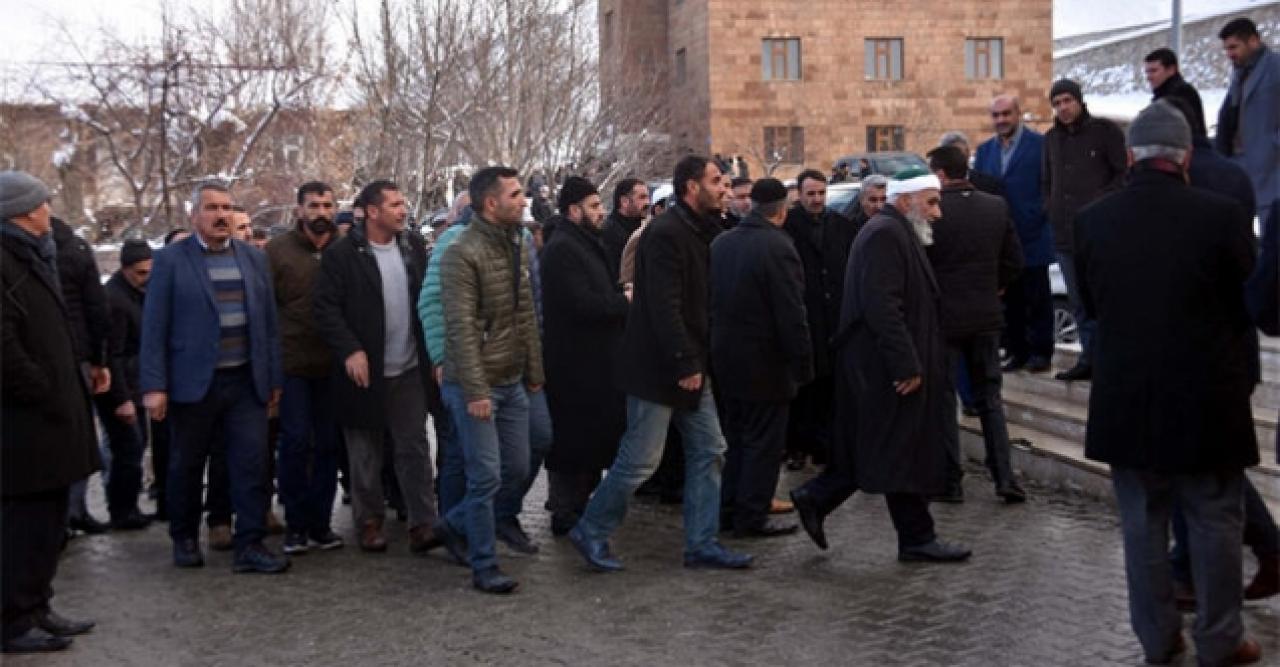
[568,525,623,572]
[1001,357,1027,372]
[684,541,753,569]
[35,610,94,637]
[899,540,972,563]
[207,524,233,551]
[408,524,441,554]
[2,627,71,653]
[769,498,795,514]
[68,514,109,534]
[496,518,539,554]
[1228,638,1262,665]
[232,543,290,574]
[1244,554,1278,600]
[996,483,1027,504]
[432,521,470,567]
[360,519,387,553]
[1054,363,1092,382]
[789,486,828,550]
[172,538,204,568]
[472,566,519,594]
[930,483,965,504]
[110,511,152,531]
[733,519,799,539]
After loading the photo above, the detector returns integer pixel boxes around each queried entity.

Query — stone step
[999,387,1277,463]
[1001,365,1279,415]
[958,418,1280,515]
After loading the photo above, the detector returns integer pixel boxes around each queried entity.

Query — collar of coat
[1152,72,1185,98]
[739,211,784,231]
[940,180,975,193]
[672,199,722,241]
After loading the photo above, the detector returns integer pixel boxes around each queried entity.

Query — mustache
[211,218,229,229]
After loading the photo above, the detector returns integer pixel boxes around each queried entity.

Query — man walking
[431,167,543,594]
[926,145,1026,504]
[541,176,631,536]
[711,178,813,538]
[1144,48,1207,136]
[1,171,100,653]
[974,95,1055,373]
[312,180,442,556]
[1077,101,1261,666]
[1042,79,1127,382]
[266,181,344,555]
[601,178,649,283]
[1216,17,1280,225]
[569,155,752,573]
[140,181,287,573]
[789,169,971,564]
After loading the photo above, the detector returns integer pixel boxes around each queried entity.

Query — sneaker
[232,543,290,574]
[309,529,344,551]
[283,531,309,555]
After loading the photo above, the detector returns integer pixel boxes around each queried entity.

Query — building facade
[599,0,1053,178]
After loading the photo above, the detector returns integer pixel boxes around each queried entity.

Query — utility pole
[1171,0,1183,56]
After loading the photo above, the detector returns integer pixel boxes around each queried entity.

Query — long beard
[906,209,933,246]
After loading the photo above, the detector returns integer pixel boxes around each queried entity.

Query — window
[965,38,1003,79]
[675,48,687,85]
[603,11,613,50]
[866,125,905,152]
[864,38,904,81]
[761,38,801,81]
[763,126,805,163]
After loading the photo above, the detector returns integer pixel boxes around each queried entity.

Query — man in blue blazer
[140,181,286,574]
[974,95,1055,372]
[1216,18,1280,225]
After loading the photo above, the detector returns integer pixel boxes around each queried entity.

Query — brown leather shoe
[1244,554,1278,600]
[769,498,795,515]
[1229,638,1261,665]
[207,524,233,552]
[408,524,442,554]
[360,519,387,553]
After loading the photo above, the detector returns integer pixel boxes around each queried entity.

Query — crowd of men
[1,15,1277,665]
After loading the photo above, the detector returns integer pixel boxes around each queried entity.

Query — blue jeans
[434,407,464,516]
[1056,252,1096,366]
[276,375,341,535]
[495,388,553,522]
[442,381,530,572]
[577,385,727,553]
[167,366,269,552]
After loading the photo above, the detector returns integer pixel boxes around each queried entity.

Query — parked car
[826,182,862,218]
[1048,262,1074,344]
[832,151,928,179]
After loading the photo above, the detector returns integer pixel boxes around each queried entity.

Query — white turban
[886,173,941,203]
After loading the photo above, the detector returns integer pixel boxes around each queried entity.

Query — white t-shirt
[369,240,418,377]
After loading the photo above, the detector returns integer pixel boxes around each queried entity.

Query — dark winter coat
[710,213,814,403]
[615,200,720,409]
[974,127,1055,267]
[52,218,111,366]
[601,210,643,284]
[2,230,100,497]
[1076,167,1258,473]
[1042,109,1128,253]
[266,228,332,378]
[927,182,1024,339]
[313,224,440,430]
[783,204,858,377]
[540,218,630,473]
[831,205,949,495]
[968,169,1006,198]
[531,196,555,223]
[104,271,144,407]
[1152,72,1208,137]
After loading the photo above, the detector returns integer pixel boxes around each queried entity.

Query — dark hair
[296,181,333,205]
[730,177,753,189]
[612,178,645,210]
[673,155,711,199]
[358,180,399,213]
[163,228,188,245]
[1219,17,1259,40]
[795,169,827,190]
[1143,48,1178,67]
[927,145,968,180]
[469,166,520,212]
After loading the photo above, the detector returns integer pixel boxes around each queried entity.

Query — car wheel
[1053,297,1078,345]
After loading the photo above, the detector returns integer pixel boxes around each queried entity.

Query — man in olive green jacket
[433,166,544,595]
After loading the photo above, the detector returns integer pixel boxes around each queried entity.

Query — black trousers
[1003,264,1055,362]
[548,470,602,523]
[93,394,146,520]
[786,375,833,463]
[150,415,171,515]
[800,468,936,549]
[721,399,789,530]
[2,487,69,640]
[942,332,1016,488]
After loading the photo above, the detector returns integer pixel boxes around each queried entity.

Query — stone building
[599,0,1053,179]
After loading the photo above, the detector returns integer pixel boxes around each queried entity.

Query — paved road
[12,468,1279,666]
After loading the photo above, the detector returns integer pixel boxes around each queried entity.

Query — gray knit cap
[0,171,50,221]
[1127,101,1191,150]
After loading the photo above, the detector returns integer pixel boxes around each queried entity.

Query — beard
[905,208,933,246]
[305,216,334,235]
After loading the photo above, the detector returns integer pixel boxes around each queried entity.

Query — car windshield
[872,155,926,175]
[826,186,861,213]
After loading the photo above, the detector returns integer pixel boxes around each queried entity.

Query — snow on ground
[1086,88,1226,125]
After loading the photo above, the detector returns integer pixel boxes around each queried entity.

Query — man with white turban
[789,168,972,563]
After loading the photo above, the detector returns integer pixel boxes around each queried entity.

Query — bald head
[990,95,1022,139]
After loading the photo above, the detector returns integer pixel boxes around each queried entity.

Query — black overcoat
[709,213,814,403]
[601,211,643,284]
[540,219,630,473]
[2,233,100,497]
[783,205,857,377]
[104,271,145,406]
[313,225,440,430]
[1077,168,1258,473]
[831,205,949,495]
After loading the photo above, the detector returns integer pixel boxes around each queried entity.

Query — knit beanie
[1049,79,1083,103]
[557,176,599,214]
[0,171,50,221]
[120,239,153,267]
[1127,100,1191,150]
